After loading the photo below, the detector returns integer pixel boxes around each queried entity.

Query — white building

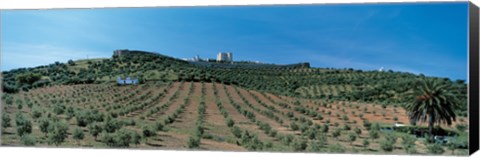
[193,55,201,62]
[379,67,384,72]
[216,52,233,62]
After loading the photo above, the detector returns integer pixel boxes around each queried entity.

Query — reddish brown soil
[215,84,277,142]
[1,82,468,155]
[226,86,295,135]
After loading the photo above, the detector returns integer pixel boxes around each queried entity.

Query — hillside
[1,49,468,114]
[1,81,468,154]
[0,49,470,154]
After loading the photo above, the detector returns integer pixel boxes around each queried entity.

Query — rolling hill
[1,50,468,112]
[0,49,469,155]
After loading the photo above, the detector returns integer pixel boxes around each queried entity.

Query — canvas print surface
[0,2,470,155]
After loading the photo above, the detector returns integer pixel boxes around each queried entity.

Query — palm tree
[405,79,458,142]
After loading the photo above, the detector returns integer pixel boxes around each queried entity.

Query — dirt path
[163,82,200,148]
[202,83,244,151]
[144,82,192,148]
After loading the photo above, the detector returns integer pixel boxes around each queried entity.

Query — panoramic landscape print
[0,2,470,155]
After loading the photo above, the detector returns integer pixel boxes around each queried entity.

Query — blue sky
[1,2,469,81]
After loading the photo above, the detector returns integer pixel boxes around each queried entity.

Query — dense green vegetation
[1,50,467,115]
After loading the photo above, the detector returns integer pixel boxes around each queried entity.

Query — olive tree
[47,120,69,146]
[73,127,85,145]
[89,122,103,140]
[15,113,32,137]
[2,113,11,129]
[142,126,155,143]
[39,118,50,137]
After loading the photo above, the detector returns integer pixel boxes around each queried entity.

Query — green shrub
[155,122,164,131]
[187,136,200,148]
[348,133,357,145]
[287,112,294,118]
[380,134,397,152]
[328,144,345,153]
[290,122,299,131]
[114,129,133,147]
[265,142,273,148]
[269,130,277,138]
[39,118,50,137]
[73,127,85,145]
[427,143,445,154]
[100,131,114,147]
[332,129,341,139]
[333,122,339,127]
[401,135,417,154]
[131,131,141,146]
[15,113,32,137]
[195,125,204,137]
[226,118,235,127]
[103,116,121,133]
[232,126,242,138]
[21,134,36,146]
[89,122,103,140]
[240,131,263,151]
[306,129,316,140]
[282,134,294,145]
[1,113,11,129]
[321,124,329,133]
[47,120,69,146]
[363,120,371,130]
[316,114,323,120]
[380,139,395,152]
[53,104,65,115]
[354,127,361,135]
[317,134,327,147]
[369,130,379,141]
[362,139,370,150]
[343,124,351,131]
[66,107,75,120]
[291,138,308,152]
[342,115,349,121]
[31,109,42,119]
[142,126,156,143]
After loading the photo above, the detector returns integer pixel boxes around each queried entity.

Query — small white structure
[394,122,407,127]
[117,76,139,85]
[193,55,200,62]
[117,76,124,84]
[379,67,384,72]
[216,52,233,62]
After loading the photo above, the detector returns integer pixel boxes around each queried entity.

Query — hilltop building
[113,49,162,58]
[113,49,128,56]
[193,55,201,62]
[182,54,216,62]
[216,52,233,62]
